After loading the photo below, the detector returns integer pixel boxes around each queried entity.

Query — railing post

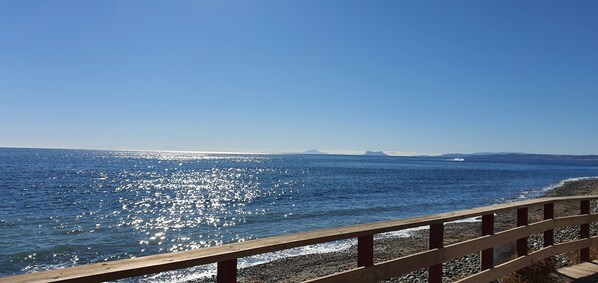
[581,200,591,262]
[481,214,494,270]
[429,223,444,283]
[544,202,554,247]
[217,259,237,283]
[357,235,374,267]
[517,207,528,256]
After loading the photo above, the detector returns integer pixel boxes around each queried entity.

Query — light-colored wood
[2,196,598,283]
[557,260,598,281]
[305,223,597,283]
[565,264,598,274]
[456,238,597,283]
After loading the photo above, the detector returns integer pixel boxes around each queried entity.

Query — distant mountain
[364,150,388,156]
[304,149,326,155]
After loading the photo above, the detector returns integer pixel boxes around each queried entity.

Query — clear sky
[1,1,597,155]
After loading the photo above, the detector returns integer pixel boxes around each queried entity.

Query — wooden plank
[559,266,594,279]
[217,259,236,283]
[429,223,444,283]
[581,200,591,262]
[544,202,554,247]
[517,207,529,256]
[557,213,596,227]
[481,214,494,271]
[565,263,598,274]
[445,220,551,260]
[457,246,553,283]
[562,269,594,279]
[304,249,442,283]
[456,238,595,283]
[357,235,374,267]
[437,216,594,267]
[307,221,592,283]
[3,196,598,283]
[302,266,369,283]
[311,237,596,283]
[568,262,598,279]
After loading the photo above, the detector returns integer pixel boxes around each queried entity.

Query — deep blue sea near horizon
[1,148,598,281]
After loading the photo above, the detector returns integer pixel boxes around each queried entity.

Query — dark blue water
[1,148,597,281]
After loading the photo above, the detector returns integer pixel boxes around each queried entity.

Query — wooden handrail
[1,195,597,283]
[457,238,597,283]
[304,215,598,283]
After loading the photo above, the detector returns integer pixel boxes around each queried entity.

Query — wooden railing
[2,196,597,283]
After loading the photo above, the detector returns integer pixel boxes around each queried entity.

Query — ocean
[1,148,597,282]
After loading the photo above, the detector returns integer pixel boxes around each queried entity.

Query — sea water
[1,148,597,281]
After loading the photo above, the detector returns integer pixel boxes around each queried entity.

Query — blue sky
[1,1,597,155]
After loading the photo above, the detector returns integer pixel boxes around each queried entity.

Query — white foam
[135,264,216,282]
[241,240,355,268]
[376,225,429,239]
[376,216,481,240]
[22,263,74,274]
[541,176,598,192]
[449,216,481,223]
[503,176,598,203]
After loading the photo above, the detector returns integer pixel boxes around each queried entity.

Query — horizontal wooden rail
[305,238,598,283]
[1,195,597,283]
[457,238,598,283]
[305,215,598,283]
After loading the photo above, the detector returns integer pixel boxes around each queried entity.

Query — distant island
[364,150,388,156]
[304,149,326,155]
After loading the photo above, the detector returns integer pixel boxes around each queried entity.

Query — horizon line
[1,146,598,157]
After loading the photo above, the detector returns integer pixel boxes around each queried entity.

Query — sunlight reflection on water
[2,149,597,282]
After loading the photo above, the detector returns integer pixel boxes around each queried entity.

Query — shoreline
[191,177,598,283]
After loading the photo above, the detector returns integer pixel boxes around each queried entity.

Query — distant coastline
[2,147,598,160]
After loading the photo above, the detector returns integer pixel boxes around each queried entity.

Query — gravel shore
[192,178,598,283]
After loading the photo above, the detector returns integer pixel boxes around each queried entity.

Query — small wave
[377,226,429,239]
[376,216,481,239]
[22,262,75,274]
[449,216,481,223]
[501,176,598,203]
[133,264,216,283]
[446,158,465,162]
[541,176,598,193]
[240,239,355,268]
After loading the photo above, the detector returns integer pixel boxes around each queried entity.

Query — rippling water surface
[1,148,597,281]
